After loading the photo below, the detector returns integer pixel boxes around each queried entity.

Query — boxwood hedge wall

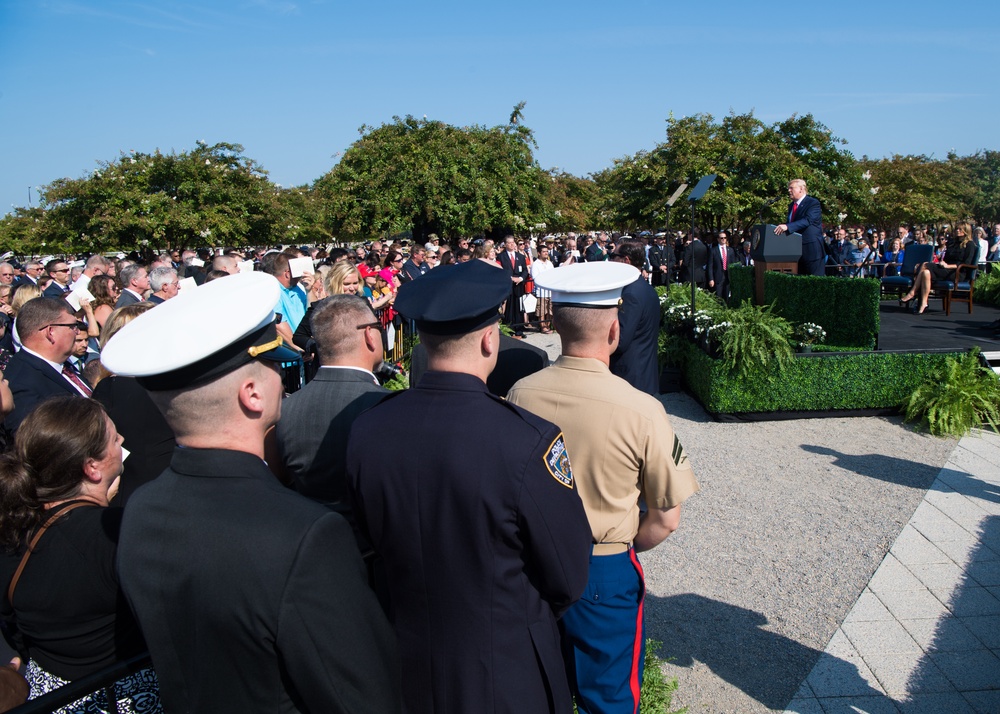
[766,272,880,348]
[681,342,958,414]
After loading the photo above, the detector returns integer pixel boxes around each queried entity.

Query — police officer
[345,259,592,713]
[507,261,700,714]
[102,273,401,713]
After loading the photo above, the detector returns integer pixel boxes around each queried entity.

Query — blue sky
[1,1,996,216]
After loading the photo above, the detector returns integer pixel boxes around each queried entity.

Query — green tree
[955,150,1000,227]
[316,105,549,242]
[13,141,284,256]
[594,111,868,236]
[857,154,971,229]
[542,171,601,232]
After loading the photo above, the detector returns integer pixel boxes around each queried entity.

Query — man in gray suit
[271,294,389,515]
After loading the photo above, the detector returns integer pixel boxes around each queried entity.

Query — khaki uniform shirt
[508,356,699,545]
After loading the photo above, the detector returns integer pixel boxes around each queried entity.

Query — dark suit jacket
[42,282,69,299]
[682,239,709,287]
[275,367,389,507]
[610,277,661,395]
[498,251,528,296]
[786,194,824,264]
[707,245,739,297]
[118,447,401,714]
[5,349,80,434]
[114,289,142,309]
[92,376,175,507]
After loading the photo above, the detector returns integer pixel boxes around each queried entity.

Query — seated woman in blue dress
[881,237,905,277]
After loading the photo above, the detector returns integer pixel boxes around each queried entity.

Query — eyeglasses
[51,268,70,274]
[41,321,85,332]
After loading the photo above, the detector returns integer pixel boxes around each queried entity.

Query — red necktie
[791,202,798,219]
[721,247,727,271]
[62,362,93,396]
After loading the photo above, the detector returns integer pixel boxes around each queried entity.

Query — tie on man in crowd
[114,264,150,308]
[775,178,825,276]
[146,267,180,304]
[498,235,529,338]
[102,272,401,713]
[271,294,389,516]
[507,261,700,714]
[5,298,90,434]
[708,231,738,299]
[609,241,662,396]
[41,260,71,298]
[346,259,591,714]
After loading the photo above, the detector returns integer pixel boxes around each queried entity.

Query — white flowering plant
[794,322,826,346]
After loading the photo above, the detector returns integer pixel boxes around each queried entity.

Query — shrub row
[681,342,958,415]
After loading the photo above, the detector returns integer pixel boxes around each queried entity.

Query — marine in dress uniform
[102,273,401,714]
[345,259,592,714]
[507,262,700,714]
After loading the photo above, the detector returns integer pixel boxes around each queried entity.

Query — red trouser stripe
[628,548,646,713]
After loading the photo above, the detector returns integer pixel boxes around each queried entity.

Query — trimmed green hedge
[716,268,880,348]
[681,342,958,414]
[728,265,754,306]
[763,273,880,349]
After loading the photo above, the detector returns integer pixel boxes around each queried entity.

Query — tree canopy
[315,104,549,243]
[1,109,997,256]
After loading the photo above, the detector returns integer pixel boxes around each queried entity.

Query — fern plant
[716,300,794,378]
[904,349,1000,437]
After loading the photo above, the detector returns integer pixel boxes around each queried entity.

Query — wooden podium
[751,224,802,304]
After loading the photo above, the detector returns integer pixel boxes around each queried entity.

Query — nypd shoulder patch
[545,434,574,489]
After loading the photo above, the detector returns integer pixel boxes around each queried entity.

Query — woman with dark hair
[902,223,979,315]
[0,398,161,710]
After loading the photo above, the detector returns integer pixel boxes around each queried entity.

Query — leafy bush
[904,349,1000,437]
[640,640,687,714]
[974,267,1000,307]
[715,301,794,378]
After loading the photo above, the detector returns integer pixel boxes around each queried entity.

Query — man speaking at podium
[774,178,825,276]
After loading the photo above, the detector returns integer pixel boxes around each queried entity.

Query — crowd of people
[0,209,993,711]
[0,238,699,713]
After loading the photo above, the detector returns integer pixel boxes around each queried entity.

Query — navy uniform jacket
[346,371,592,714]
[118,447,401,714]
[610,277,661,395]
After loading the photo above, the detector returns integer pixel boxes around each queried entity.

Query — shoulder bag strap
[7,501,91,605]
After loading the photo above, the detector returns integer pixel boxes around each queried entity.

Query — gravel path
[522,331,958,713]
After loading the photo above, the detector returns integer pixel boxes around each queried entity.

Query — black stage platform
[876,300,1000,353]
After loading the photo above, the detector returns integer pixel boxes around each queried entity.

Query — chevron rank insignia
[545,434,574,488]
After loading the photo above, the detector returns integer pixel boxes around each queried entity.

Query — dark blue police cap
[395,259,510,336]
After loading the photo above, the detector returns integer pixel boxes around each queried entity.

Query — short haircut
[311,294,378,364]
[789,178,807,191]
[260,252,289,277]
[211,255,237,273]
[16,297,74,341]
[149,267,178,292]
[45,259,66,274]
[615,241,645,269]
[552,304,617,345]
[119,263,146,288]
[85,255,111,271]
